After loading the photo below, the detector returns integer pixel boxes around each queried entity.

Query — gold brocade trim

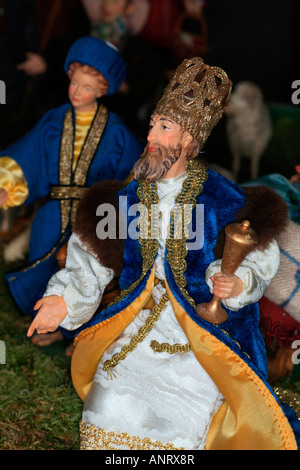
[150,340,191,354]
[109,159,207,309]
[58,108,73,233]
[273,386,300,420]
[168,289,298,450]
[106,180,160,308]
[60,105,109,229]
[15,105,109,274]
[166,159,207,308]
[50,185,89,200]
[103,290,169,376]
[73,106,108,186]
[80,421,185,450]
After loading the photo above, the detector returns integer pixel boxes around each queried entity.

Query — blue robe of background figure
[0,37,144,343]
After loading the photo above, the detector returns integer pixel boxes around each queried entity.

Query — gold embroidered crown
[153,57,232,149]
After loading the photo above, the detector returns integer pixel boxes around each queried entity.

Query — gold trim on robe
[166,284,297,450]
[70,157,297,449]
[79,421,185,450]
[71,267,156,401]
[71,274,297,449]
[18,105,108,273]
[59,104,109,232]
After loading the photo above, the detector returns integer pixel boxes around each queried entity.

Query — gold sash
[20,104,108,271]
[59,104,108,231]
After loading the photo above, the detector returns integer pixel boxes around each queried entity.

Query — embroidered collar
[137,159,208,305]
[112,159,208,307]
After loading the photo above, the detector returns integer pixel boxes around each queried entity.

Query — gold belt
[103,279,191,377]
[50,185,89,200]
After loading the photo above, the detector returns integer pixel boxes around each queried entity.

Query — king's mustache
[133,143,182,182]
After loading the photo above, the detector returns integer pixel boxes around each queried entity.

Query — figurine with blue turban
[0,36,144,348]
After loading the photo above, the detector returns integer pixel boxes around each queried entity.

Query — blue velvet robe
[77,170,268,372]
[72,167,300,449]
[2,102,144,317]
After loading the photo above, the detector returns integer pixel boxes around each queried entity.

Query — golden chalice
[196,220,259,324]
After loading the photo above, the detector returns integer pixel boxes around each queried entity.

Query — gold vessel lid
[225,220,259,246]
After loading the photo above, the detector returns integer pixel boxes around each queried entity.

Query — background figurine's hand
[290,165,300,183]
[211,272,243,299]
[0,188,8,206]
[27,295,67,337]
[16,52,47,76]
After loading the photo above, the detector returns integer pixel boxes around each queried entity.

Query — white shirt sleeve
[44,232,115,330]
[205,239,280,311]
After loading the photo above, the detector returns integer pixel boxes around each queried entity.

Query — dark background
[0,0,299,179]
[199,0,300,180]
[204,0,300,104]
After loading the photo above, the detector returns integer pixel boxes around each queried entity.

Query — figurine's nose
[147,126,156,142]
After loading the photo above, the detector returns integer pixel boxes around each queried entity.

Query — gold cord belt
[50,185,89,200]
[103,290,169,377]
[103,280,191,377]
[150,340,191,354]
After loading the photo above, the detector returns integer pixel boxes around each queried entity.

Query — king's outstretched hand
[27,295,68,337]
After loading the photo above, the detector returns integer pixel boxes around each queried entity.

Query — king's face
[147,114,184,153]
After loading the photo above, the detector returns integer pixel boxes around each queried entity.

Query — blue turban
[64,36,127,96]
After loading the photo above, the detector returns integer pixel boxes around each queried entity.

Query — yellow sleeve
[0,156,29,208]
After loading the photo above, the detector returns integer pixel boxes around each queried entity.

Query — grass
[0,263,82,450]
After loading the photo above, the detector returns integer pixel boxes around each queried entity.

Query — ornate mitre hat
[153,57,232,149]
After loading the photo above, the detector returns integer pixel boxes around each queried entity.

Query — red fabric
[259,296,300,348]
[138,0,182,48]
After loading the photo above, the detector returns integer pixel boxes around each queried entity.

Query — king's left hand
[211,272,243,299]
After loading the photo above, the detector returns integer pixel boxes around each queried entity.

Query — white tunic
[45,172,280,450]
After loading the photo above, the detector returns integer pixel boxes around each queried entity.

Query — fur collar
[74,177,288,277]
